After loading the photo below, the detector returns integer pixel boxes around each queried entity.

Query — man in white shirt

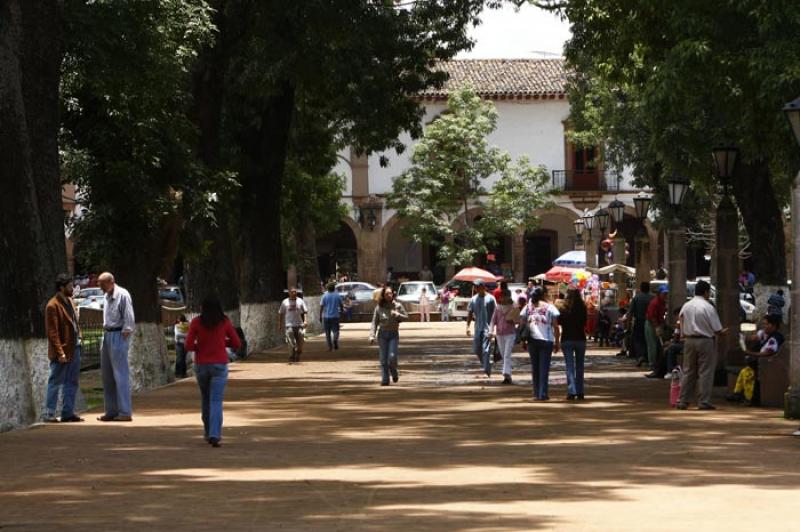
[97,272,136,422]
[676,280,727,410]
[278,288,308,364]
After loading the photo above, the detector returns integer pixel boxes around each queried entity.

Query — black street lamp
[633,192,652,221]
[582,209,595,232]
[595,208,609,233]
[608,198,626,225]
[667,173,690,207]
[573,217,585,237]
[712,146,738,195]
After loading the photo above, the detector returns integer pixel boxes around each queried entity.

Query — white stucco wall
[368,99,571,196]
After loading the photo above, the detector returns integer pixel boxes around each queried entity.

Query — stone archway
[522,206,580,279]
[316,219,358,282]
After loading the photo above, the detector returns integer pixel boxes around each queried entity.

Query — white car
[76,287,104,309]
[396,281,438,304]
[335,282,377,302]
[650,280,755,322]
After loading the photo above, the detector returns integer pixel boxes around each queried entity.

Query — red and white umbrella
[452,267,501,283]
[544,265,583,283]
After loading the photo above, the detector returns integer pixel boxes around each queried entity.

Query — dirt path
[1,322,798,531]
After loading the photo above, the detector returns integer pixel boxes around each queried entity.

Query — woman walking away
[184,295,241,447]
[521,287,560,400]
[559,287,587,400]
[490,289,519,385]
[419,287,430,322]
[369,286,409,386]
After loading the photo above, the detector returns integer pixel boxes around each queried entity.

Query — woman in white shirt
[419,287,430,323]
[520,287,560,400]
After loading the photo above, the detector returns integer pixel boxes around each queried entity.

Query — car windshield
[79,288,102,298]
[399,284,427,296]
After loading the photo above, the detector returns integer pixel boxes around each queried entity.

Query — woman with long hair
[184,295,242,447]
[369,286,408,386]
[559,287,588,400]
[520,287,560,400]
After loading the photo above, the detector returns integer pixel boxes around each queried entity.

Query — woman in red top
[185,296,241,447]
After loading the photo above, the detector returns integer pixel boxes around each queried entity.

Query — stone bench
[725,343,789,408]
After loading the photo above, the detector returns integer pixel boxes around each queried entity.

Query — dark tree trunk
[184,2,241,315]
[297,218,323,296]
[238,84,295,304]
[0,0,65,428]
[732,159,787,285]
[184,213,240,313]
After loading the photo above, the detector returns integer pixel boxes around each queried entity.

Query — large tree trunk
[238,84,295,352]
[732,159,787,285]
[113,227,172,391]
[0,0,65,430]
[184,3,241,320]
[297,218,323,297]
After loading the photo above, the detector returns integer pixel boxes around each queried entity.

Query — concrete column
[512,230,525,282]
[613,236,627,304]
[715,195,742,382]
[445,234,456,281]
[787,170,800,419]
[585,234,597,269]
[635,228,652,291]
[667,227,687,326]
[356,213,384,285]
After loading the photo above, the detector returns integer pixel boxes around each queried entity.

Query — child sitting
[728,315,784,406]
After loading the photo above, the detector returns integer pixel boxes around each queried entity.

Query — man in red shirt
[492,281,507,301]
[644,285,668,378]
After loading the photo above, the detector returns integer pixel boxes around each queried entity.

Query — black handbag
[516,322,532,343]
[492,337,502,362]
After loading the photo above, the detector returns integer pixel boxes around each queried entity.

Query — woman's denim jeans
[378,330,399,384]
[562,340,586,396]
[527,339,553,399]
[195,363,228,439]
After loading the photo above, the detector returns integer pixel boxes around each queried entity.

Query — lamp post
[712,146,741,384]
[783,96,800,418]
[595,208,609,266]
[633,192,653,291]
[583,209,597,269]
[666,174,689,325]
[573,217,585,251]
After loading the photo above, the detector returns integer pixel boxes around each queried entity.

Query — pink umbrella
[453,267,501,283]
[544,265,582,283]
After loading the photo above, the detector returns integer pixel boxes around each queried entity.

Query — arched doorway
[316,221,358,282]
[524,229,558,278]
[385,218,423,281]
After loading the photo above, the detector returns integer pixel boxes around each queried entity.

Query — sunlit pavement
[1,322,797,531]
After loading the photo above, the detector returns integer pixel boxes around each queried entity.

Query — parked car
[649,280,755,322]
[396,281,438,304]
[76,287,104,310]
[444,279,498,320]
[159,285,184,304]
[335,282,377,301]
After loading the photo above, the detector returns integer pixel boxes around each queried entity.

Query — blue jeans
[323,318,340,349]
[473,329,492,376]
[528,340,554,399]
[562,340,586,396]
[175,341,187,378]
[101,331,132,417]
[43,346,81,418]
[378,330,399,384]
[195,363,228,439]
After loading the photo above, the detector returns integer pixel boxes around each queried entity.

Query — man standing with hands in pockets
[676,280,727,410]
[97,272,135,422]
[466,280,496,377]
[42,273,84,423]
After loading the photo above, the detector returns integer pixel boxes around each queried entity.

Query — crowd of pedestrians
[41,267,800,447]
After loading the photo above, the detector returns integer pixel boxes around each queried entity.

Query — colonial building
[318,58,658,285]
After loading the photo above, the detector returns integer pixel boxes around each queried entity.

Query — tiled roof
[421,58,567,100]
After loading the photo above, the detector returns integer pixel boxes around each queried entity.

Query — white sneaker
[792,429,800,437]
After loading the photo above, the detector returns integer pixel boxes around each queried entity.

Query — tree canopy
[388,87,552,266]
[538,0,800,283]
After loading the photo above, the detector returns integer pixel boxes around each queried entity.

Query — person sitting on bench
[727,315,784,406]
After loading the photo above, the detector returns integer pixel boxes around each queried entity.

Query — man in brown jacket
[42,273,83,422]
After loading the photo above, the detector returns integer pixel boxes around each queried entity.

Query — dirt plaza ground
[1,321,798,531]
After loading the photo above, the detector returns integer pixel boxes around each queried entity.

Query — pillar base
[784,390,800,419]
